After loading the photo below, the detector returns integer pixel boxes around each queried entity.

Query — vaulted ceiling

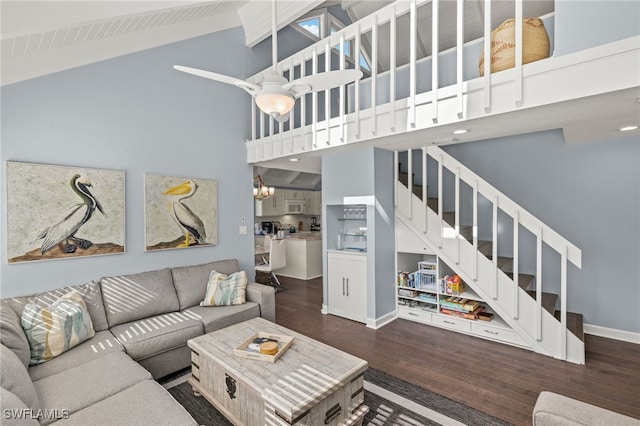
[0,0,325,86]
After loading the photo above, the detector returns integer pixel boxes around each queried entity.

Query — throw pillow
[21,291,95,365]
[200,270,248,307]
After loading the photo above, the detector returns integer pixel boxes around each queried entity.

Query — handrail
[426,145,582,268]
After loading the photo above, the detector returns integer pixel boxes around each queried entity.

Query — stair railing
[396,146,581,359]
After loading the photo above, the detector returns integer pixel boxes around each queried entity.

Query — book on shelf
[440,306,485,320]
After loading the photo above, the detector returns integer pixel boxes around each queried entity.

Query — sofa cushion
[5,281,110,332]
[0,301,30,367]
[33,351,151,425]
[28,330,124,382]
[201,270,248,307]
[0,344,39,411]
[532,391,640,426]
[50,380,197,426]
[109,312,203,361]
[22,292,95,365]
[183,302,260,334]
[171,259,241,310]
[0,387,40,426]
[100,268,180,327]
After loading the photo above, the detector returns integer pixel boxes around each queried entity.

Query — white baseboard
[321,304,328,315]
[367,310,397,330]
[584,323,640,344]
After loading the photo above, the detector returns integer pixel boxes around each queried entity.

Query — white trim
[367,310,397,330]
[584,324,640,345]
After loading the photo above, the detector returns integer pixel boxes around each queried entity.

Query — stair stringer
[397,183,585,364]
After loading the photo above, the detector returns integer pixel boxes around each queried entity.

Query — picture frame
[5,161,126,263]
[144,173,217,251]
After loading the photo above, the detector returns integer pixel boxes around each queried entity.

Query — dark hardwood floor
[273,276,640,425]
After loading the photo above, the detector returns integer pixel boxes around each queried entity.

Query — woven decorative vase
[478,17,550,76]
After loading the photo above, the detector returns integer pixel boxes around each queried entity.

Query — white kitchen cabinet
[327,251,367,323]
[308,191,322,216]
[255,190,284,216]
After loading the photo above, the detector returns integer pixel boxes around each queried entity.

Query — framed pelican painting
[144,173,217,251]
[5,161,126,263]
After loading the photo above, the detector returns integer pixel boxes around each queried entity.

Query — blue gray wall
[442,130,640,333]
[555,0,640,55]
[0,27,273,297]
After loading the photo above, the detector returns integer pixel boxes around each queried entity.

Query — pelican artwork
[163,180,206,247]
[33,174,104,254]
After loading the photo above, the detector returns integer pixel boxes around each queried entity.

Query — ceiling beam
[286,171,302,184]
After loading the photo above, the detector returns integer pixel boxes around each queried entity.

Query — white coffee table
[188,317,369,425]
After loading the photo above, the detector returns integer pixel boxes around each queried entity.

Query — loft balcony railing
[246,0,554,162]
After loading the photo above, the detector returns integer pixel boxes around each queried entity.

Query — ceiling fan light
[255,92,295,116]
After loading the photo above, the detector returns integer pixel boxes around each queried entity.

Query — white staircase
[396,145,585,364]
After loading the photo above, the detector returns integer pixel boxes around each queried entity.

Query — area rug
[164,368,510,425]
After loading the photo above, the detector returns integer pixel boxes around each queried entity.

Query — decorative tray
[234,332,294,363]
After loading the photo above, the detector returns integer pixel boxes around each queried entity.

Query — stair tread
[555,311,585,342]
[505,272,536,290]
[525,290,558,314]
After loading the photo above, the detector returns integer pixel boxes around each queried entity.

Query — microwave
[285,199,306,215]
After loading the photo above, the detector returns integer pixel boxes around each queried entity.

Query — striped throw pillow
[21,291,95,365]
[200,270,248,307]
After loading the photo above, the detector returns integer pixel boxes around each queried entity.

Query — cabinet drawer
[399,306,432,323]
[471,322,525,346]
[432,314,471,332]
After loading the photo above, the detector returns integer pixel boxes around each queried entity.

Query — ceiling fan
[173,0,363,123]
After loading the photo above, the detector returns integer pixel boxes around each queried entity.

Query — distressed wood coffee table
[188,317,368,425]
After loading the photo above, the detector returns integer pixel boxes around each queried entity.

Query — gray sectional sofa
[0,258,275,425]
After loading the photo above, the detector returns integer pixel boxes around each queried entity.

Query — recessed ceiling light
[289,158,299,162]
[452,129,468,135]
[619,126,638,132]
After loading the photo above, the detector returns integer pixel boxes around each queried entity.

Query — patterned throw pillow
[21,291,95,365]
[200,270,248,307]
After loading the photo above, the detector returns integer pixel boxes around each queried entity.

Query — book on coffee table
[233,332,294,362]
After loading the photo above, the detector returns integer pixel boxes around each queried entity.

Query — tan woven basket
[479,17,550,76]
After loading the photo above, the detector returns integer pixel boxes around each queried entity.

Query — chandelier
[253,174,275,200]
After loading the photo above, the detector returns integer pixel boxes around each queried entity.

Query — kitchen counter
[255,233,322,280]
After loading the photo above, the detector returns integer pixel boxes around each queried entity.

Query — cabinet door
[346,255,367,323]
[309,191,322,215]
[327,253,349,318]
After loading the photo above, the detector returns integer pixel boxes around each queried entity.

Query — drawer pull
[443,320,456,325]
[324,403,342,424]
[409,312,419,316]
[484,329,499,335]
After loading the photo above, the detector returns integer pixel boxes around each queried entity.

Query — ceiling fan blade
[173,65,260,95]
[284,69,364,96]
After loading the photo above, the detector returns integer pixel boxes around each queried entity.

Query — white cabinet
[308,191,322,216]
[327,251,367,323]
[255,190,284,216]
[282,190,305,199]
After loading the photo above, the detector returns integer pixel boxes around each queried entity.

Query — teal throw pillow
[21,291,95,365]
[200,270,248,307]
